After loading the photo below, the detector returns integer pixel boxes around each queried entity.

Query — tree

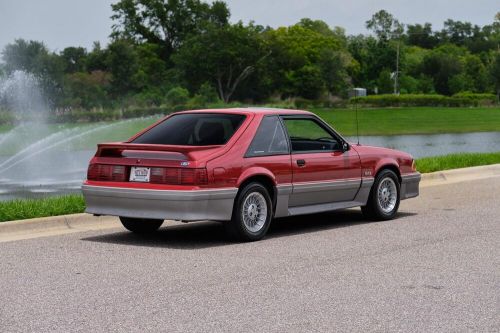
[318,49,353,96]
[440,19,474,46]
[263,21,347,98]
[63,71,111,108]
[110,0,230,60]
[491,53,500,99]
[60,47,87,73]
[174,22,266,102]
[366,10,404,41]
[406,23,438,49]
[421,45,465,95]
[1,39,65,104]
[86,42,109,72]
[107,39,140,96]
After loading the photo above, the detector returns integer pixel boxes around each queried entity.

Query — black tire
[361,169,401,221]
[225,182,273,242]
[119,217,164,233]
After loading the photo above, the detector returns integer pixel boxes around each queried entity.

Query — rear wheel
[362,169,400,221]
[119,217,164,233]
[225,182,273,242]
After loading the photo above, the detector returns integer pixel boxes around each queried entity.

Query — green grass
[0,194,85,223]
[416,152,500,173]
[311,107,500,136]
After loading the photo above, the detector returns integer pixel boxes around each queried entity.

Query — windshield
[132,113,246,146]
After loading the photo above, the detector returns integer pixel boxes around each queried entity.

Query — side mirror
[342,142,350,152]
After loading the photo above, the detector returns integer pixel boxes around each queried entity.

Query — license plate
[129,167,150,182]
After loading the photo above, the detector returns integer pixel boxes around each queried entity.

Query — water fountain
[0,70,160,201]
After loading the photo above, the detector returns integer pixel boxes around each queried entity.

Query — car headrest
[198,122,226,145]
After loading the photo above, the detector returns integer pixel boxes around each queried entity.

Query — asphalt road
[1,178,499,333]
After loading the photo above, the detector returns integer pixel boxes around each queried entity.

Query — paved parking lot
[1,177,499,332]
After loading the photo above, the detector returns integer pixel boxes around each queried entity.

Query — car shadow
[81,210,417,250]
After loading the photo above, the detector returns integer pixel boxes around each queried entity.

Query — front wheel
[362,169,400,221]
[119,217,164,233]
[225,182,273,242]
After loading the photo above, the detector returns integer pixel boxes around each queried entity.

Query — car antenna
[355,92,360,145]
[350,88,363,145]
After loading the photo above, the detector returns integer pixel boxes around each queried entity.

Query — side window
[246,116,289,157]
[283,118,341,152]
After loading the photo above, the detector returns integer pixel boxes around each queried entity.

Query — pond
[0,118,499,201]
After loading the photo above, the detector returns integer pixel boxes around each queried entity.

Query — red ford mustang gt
[82,108,420,241]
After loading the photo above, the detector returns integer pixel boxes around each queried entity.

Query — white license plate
[129,167,150,182]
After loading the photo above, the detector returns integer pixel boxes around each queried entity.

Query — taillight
[87,164,127,181]
[150,168,208,185]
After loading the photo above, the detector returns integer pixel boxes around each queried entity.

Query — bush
[165,87,190,108]
[350,93,498,107]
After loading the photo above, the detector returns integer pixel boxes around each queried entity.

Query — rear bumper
[401,172,421,200]
[82,185,238,221]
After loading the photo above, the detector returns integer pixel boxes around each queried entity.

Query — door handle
[296,159,306,167]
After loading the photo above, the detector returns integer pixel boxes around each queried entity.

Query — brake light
[87,164,127,181]
[150,167,208,185]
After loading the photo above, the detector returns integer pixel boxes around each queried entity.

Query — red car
[83,108,420,241]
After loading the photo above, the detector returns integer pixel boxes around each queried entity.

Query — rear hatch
[86,112,250,187]
[86,143,223,186]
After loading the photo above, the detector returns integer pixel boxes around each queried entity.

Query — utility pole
[394,40,400,95]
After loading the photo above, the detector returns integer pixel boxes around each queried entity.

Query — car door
[282,116,361,207]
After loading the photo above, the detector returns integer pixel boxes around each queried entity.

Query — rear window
[132,113,246,146]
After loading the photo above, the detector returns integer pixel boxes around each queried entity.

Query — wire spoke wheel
[377,177,398,213]
[241,192,268,233]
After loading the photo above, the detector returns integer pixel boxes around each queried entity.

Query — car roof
[177,108,314,116]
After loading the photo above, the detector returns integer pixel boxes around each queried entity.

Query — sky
[0,0,498,53]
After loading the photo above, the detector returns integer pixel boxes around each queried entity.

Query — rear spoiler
[96,142,222,157]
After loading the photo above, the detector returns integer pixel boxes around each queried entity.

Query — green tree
[318,49,353,96]
[406,23,438,49]
[421,45,465,95]
[110,0,230,60]
[491,53,500,99]
[366,10,404,41]
[263,21,347,98]
[63,71,111,108]
[86,42,109,72]
[60,47,87,73]
[107,39,139,96]
[174,22,266,102]
[376,69,393,93]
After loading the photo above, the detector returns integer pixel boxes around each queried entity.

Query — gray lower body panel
[83,172,420,222]
[275,178,373,218]
[82,185,238,221]
[401,172,421,200]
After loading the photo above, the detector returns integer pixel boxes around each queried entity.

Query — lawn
[0,194,85,223]
[311,107,500,136]
[415,152,500,173]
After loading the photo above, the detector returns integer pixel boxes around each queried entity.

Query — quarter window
[246,116,289,157]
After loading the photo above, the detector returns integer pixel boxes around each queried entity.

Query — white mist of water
[0,122,117,174]
[0,70,159,200]
[0,70,47,121]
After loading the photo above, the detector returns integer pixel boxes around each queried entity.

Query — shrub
[350,93,498,107]
[165,87,190,107]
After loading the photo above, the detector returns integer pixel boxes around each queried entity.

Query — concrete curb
[421,163,500,187]
[1,163,499,241]
[0,214,119,242]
